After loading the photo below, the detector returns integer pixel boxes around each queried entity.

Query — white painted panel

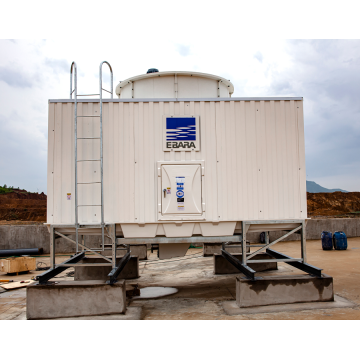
[47,99,307,227]
[161,165,201,215]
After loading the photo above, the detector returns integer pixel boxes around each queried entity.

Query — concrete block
[74,256,139,281]
[102,244,147,260]
[203,242,250,257]
[26,280,126,319]
[120,245,147,260]
[214,253,277,274]
[236,274,334,308]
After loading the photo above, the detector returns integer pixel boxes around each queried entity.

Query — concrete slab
[214,252,277,274]
[223,295,356,315]
[203,242,250,257]
[236,274,334,308]
[26,280,126,320]
[74,256,139,281]
[50,306,143,320]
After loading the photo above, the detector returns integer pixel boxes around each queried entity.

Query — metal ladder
[70,61,113,253]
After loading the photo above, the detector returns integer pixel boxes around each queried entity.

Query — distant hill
[306,181,348,193]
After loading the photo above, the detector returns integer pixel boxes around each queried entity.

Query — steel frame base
[38,223,129,284]
[220,219,322,281]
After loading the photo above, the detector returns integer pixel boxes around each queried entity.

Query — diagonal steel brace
[36,251,85,284]
[107,251,131,285]
[221,249,257,281]
[266,249,323,277]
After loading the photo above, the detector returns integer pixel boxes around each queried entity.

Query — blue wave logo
[166,117,196,141]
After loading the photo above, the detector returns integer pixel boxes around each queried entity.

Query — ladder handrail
[70,60,114,256]
[70,61,77,99]
[99,61,113,99]
[99,61,113,252]
[70,61,79,253]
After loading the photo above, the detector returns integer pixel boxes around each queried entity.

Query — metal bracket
[221,249,257,281]
[36,251,85,284]
[266,249,323,277]
[107,251,131,285]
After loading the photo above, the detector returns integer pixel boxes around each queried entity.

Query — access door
[161,164,202,216]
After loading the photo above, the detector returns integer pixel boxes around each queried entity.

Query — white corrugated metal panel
[115,71,234,99]
[47,99,306,226]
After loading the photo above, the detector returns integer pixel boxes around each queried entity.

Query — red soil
[307,192,360,217]
[0,190,47,222]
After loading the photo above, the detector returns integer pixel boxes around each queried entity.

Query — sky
[0,1,359,193]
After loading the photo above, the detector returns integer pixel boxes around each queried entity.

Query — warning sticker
[67,193,71,200]
[167,187,171,194]
[177,206,185,211]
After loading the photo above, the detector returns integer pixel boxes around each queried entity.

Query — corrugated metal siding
[47,99,306,224]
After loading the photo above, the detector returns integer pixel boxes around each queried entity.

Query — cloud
[278,40,360,191]
[44,58,69,73]
[254,51,263,63]
[0,65,34,88]
[176,44,191,57]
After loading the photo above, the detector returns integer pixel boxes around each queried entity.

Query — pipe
[0,248,44,257]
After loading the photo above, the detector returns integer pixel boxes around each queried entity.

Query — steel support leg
[301,220,307,263]
[109,224,117,269]
[265,231,269,245]
[50,225,55,269]
[241,221,247,265]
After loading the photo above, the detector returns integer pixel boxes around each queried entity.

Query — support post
[265,231,269,245]
[50,225,55,269]
[109,224,117,269]
[301,220,307,263]
[241,221,247,265]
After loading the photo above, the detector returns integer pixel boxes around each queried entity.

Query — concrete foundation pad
[236,274,334,308]
[223,295,355,315]
[203,242,250,257]
[26,280,126,320]
[74,256,139,281]
[50,306,143,320]
[214,252,277,274]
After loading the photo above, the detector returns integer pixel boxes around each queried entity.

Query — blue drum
[321,231,333,250]
[333,231,348,250]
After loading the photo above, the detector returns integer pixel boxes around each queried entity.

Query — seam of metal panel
[49,97,304,103]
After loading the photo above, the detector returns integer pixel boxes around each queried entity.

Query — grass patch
[0,185,15,194]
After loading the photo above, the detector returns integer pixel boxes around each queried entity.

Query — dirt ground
[0,190,46,222]
[1,238,359,320]
[1,191,359,223]
[307,191,360,218]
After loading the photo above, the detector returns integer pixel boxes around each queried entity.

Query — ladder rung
[77,115,100,117]
[77,94,100,96]
[77,182,101,184]
[77,159,101,162]
[77,137,101,140]
[77,224,104,228]
[77,205,101,207]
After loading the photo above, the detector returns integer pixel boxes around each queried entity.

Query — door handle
[163,189,166,198]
